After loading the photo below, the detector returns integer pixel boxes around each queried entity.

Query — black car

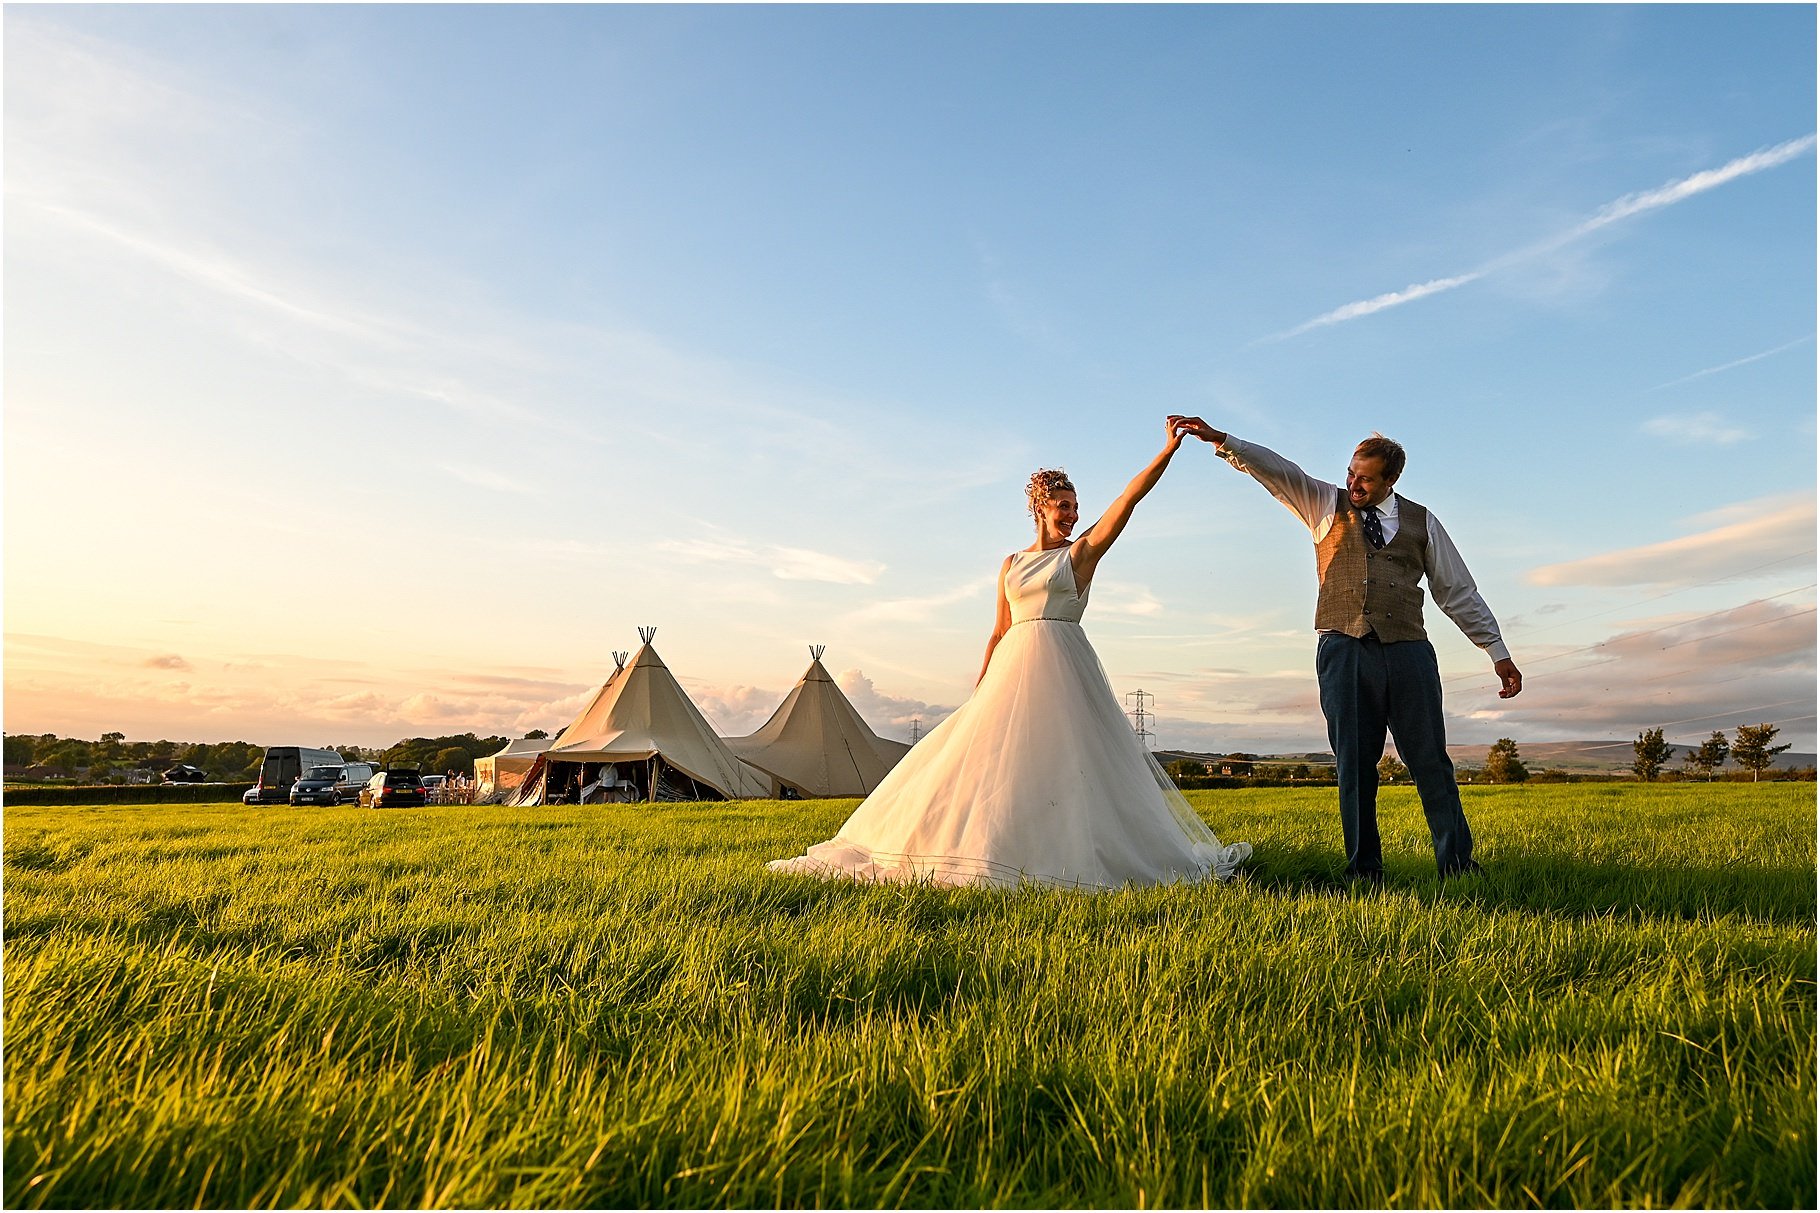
[289,766,346,807]
[162,764,208,784]
[360,768,427,809]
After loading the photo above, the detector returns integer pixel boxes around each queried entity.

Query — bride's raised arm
[1070,421,1185,590]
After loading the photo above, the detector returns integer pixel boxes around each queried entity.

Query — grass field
[4,784,1814,1208]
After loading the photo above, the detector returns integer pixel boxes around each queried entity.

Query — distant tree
[1683,731,1730,781]
[1164,758,1208,781]
[1631,728,1672,781]
[524,728,550,740]
[38,739,94,775]
[1377,754,1408,784]
[1291,763,1311,781]
[431,746,472,777]
[4,734,38,766]
[1484,738,1528,784]
[1732,723,1792,782]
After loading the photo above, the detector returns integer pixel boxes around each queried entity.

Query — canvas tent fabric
[533,642,771,800]
[725,656,912,798]
[473,736,552,795]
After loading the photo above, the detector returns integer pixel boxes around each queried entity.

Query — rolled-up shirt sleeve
[1423,513,1511,663]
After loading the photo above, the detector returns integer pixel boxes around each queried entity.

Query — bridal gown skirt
[767,618,1252,890]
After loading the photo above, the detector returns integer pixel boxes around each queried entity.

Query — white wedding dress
[768,544,1252,890]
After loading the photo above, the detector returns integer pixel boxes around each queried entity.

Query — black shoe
[1345,868,1384,886]
[1441,860,1485,878]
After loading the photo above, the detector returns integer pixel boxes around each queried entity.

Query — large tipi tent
[511,632,770,803]
[473,735,554,797]
[725,647,913,798]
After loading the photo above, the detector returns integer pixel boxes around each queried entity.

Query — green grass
[4,784,1813,1208]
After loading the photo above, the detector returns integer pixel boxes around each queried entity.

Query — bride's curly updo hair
[1026,468,1075,519]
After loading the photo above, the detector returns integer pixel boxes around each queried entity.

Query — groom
[1169,418,1522,882]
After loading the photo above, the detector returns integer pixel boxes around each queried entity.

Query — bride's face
[1040,491,1080,539]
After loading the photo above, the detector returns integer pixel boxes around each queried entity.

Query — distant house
[4,764,76,782]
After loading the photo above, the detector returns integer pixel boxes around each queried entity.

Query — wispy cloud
[1646,335,1815,392]
[1481,598,1816,747]
[1267,273,1486,341]
[438,463,539,496]
[845,575,995,624]
[1528,493,1816,587]
[654,533,886,586]
[1640,411,1754,446]
[1265,135,1817,341]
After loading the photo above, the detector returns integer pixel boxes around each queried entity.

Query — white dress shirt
[1217,435,1511,663]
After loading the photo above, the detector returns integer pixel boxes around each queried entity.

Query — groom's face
[1346,455,1396,509]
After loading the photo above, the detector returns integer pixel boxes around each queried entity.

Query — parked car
[331,762,378,803]
[420,774,449,802]
[360,768,426,809]
[289,766,346,807]
[162,764,208,784]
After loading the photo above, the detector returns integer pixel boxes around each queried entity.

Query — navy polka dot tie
[1360,504,1386,549]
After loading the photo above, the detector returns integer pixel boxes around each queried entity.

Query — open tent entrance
[506,631,770,804]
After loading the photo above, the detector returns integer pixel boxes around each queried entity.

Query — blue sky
[5,3,1815,756]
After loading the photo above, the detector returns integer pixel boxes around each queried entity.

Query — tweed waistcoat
[1313,489,1430,642]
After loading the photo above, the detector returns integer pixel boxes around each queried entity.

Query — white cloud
[439,463,539,495]
[654,533,886,586]
[1646,335,1815,392]
[1528,494,1816,587]
[1640,411,1754,446]
[1269,135,1817,340]
[1087,578,1167,618]
[1476,598,1816,748]
[846,575,995,624]
[836,668,958,740]
[1266,273,1486,341]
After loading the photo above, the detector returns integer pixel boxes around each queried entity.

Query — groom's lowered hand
[1167,415,1227,445]
[1494,658,1523,699]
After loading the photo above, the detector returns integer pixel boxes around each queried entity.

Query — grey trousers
[1316,632,1475,875]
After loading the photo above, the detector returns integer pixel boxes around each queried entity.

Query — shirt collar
[1363,494,1399,518]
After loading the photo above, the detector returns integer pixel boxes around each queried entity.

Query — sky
[4,2,1815,758]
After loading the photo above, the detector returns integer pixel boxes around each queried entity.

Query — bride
[768,420,1252,890]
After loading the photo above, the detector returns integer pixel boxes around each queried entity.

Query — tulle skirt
[767,619,1252,890]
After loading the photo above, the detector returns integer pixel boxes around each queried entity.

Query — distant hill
[1156,742,1814,776]
[1442,739,1816,776]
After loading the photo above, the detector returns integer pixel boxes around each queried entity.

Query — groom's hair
[1354,433,1406,483]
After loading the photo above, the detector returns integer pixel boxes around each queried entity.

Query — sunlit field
[5,784,1814,1208]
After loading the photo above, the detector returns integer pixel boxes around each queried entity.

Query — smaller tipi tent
[515,633,770,803]
[725,647,913,798]
[473,735,554,796]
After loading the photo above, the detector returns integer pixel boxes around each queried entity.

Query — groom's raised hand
[1167,415,1227,445]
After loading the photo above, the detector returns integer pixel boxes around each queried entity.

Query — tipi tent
[512,632,770,803]
[473,735,554,797]
[725,647,913,798]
